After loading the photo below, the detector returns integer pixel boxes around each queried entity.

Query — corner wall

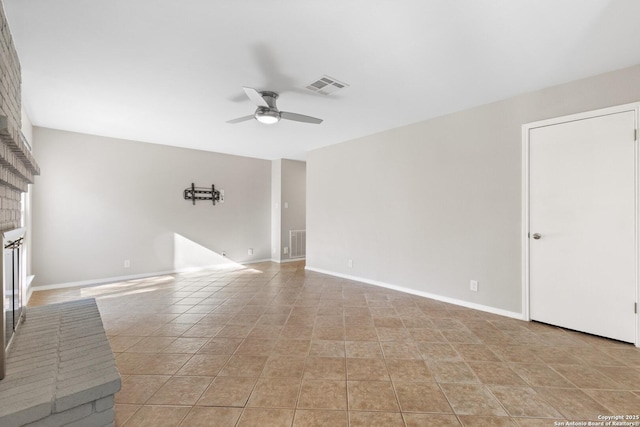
[271,159,282,262]
[270,159,306,262]
[31,127,271,287]
[281,160,306,260]
[307,63,640,315]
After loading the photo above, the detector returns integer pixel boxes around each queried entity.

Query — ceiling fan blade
[243,87,269,108]
[280,111,323,124]
[226,115,255,124]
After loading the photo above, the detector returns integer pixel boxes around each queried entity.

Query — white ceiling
[5,0,640,160]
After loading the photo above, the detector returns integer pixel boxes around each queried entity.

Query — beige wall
[271,159,306,261]
[281,159,306,260]
[31,127,271,287]
[307,64,640,316]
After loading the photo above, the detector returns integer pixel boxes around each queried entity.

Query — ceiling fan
[227,87,323,125]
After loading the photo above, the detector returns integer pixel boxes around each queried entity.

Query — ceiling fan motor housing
[227,86,323,124]
[259,91,279,109]
[254,91,280,123]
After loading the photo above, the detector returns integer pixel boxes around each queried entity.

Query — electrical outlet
[284,202,289,209]
[248,248,253,255]
[219,189,224,203]
[470,280,478,292]
[284,247,289,254]
[124,259,131,268]
[348,259,353,268]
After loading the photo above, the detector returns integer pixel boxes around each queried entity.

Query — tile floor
[28,261,640,426]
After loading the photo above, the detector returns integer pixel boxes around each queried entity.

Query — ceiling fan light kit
[227,87,323,125]
[255,108,280,124]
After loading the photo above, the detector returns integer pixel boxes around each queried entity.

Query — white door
[529,111,636,343]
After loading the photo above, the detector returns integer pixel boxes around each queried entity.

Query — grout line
[30,263,640,426]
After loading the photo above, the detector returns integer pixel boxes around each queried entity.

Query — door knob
[532,233,541,240]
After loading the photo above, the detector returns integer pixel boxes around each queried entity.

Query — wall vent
[289,229,306,259]
[305,75,349,95]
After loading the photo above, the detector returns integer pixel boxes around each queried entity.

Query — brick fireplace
[0,0,40,377]
[0,4,39,228]
[0,2,120,426]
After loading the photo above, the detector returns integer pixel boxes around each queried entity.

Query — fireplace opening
[1,227,26,380]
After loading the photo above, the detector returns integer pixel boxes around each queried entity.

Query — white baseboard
[30,258,275,292]
[31,270,180,292]
[271,257,306,264]
[29,262,523,322]
[304,266,524,320]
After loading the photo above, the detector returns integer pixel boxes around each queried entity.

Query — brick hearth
[0,299,120,427]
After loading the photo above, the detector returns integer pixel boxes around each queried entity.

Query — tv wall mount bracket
[183,183,224,205]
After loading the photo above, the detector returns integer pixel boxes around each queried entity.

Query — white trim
[521,123,531,321]
[25,275,35,305]
[28,258,274,292]
[271,257,306,264]
[522,102,640,348]
[305,266,524,320]
[242,258,273,265]
[32,270,184,291]
[636,108,640,349]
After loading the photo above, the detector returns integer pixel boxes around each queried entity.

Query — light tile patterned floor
[28,261,640,426]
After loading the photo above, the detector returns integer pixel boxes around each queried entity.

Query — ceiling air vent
[305,75,349,95]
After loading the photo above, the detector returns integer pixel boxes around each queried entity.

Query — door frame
[522,102,640,347]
